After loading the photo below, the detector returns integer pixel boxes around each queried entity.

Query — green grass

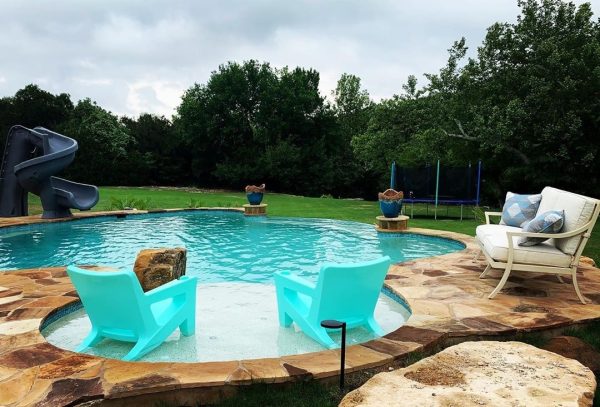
[26,186,600,405]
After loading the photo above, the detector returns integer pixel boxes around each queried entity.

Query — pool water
[1,211,465,361]
[0,211,464,279]
[42,283,411,362]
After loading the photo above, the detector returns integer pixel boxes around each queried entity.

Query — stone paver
[0,213,599,405]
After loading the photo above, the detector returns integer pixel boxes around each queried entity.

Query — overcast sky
[0,1,597,118]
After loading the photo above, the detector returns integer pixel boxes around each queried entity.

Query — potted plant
[378,189,404,218]
[245,184,266,205]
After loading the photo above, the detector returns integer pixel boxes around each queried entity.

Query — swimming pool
[1,211,465,361]
[0,210,464,278]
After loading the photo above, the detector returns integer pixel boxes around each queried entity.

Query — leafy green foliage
[175,60,340,196]
[60,99,132,185]
[107,196,152,210]
[352,0,600,204]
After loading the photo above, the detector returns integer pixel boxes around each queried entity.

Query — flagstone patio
[0,213,599,406]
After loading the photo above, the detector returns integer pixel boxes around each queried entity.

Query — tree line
[0,0,598,204]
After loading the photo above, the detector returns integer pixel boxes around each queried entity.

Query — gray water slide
[0,125,99,219]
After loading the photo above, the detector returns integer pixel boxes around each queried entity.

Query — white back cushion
[537,187,597,255]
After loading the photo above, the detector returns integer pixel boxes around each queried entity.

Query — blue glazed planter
[379,200,402,218]
[247,192,264,205]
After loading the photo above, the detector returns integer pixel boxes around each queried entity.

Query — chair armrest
[274,271,316,296]
[506,221,594,241]
[485,211,503,224]
[145,276,198,303]
[503,224,594,265]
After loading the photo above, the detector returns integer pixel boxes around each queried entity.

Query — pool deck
[1,212,600,406]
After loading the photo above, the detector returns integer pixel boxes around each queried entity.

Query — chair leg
[488,265,512,299]
[474,250,483,261]
[479,264,491,279]
[366,317,384,337]
[556,275,564,284]
[278,309,293,327]
[123,338,154,361]
[571,270,587,304]
[306,325,337,349]
[77,328,104,351]
[179,318,195,336]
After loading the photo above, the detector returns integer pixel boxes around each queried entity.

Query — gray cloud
[0,1,596,117]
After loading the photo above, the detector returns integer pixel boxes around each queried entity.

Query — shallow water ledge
[1,213,600,405]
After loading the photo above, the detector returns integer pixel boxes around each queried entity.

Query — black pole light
[321,319,347,390]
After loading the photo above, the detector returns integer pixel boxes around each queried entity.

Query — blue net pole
[476,160,482,206]
[434,160,440,220]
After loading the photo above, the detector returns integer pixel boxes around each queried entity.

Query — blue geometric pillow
[518,210,564,246]
[500,192,542,227]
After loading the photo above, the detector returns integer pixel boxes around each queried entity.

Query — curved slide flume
[0,125,99,219]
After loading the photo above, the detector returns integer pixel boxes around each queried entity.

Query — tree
[433,0,600,200]
[120,114,183,185]
[0,84,73,152]
[175,60,338,195]
[61,99,132,185]
[354,0,600,202]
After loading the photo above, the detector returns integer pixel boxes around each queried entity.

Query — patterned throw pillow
[518,210,565,247]
[500,192,542,227]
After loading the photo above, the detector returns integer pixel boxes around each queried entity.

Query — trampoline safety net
[398,161,481,205]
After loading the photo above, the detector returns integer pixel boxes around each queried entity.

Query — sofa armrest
[485,212,503,224]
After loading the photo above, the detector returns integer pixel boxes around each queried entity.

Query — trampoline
[395,160,482,220]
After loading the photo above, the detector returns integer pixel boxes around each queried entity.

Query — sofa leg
[473,250,483,261]
[556,275,564,284]
[479,264,491,279]
[488,266,512,299]
[571,270,587,304]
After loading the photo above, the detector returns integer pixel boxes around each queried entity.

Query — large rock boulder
[340,341,596,407]
[133,248,187,292]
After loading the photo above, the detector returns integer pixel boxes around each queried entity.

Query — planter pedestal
[375,215,409,232]
[243,204,267,216]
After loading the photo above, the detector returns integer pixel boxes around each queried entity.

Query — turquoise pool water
[2,211,465,362]
[0,211,464,280]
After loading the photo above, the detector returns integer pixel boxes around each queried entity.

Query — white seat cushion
[476,224,522,239]
[538,187,597,255]
[476,224,572,268]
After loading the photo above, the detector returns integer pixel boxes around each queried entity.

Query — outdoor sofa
[476,187,600,303]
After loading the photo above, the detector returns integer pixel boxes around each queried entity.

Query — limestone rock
[133,248,187,292]
[543,336,600,374]
[339,341,596,407]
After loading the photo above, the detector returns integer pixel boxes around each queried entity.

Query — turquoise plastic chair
[274,256,391,349]
[66,265,197,361]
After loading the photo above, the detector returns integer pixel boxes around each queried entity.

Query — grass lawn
[25,186,600,405]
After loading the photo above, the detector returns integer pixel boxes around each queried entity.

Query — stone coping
[1,213,600,405]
